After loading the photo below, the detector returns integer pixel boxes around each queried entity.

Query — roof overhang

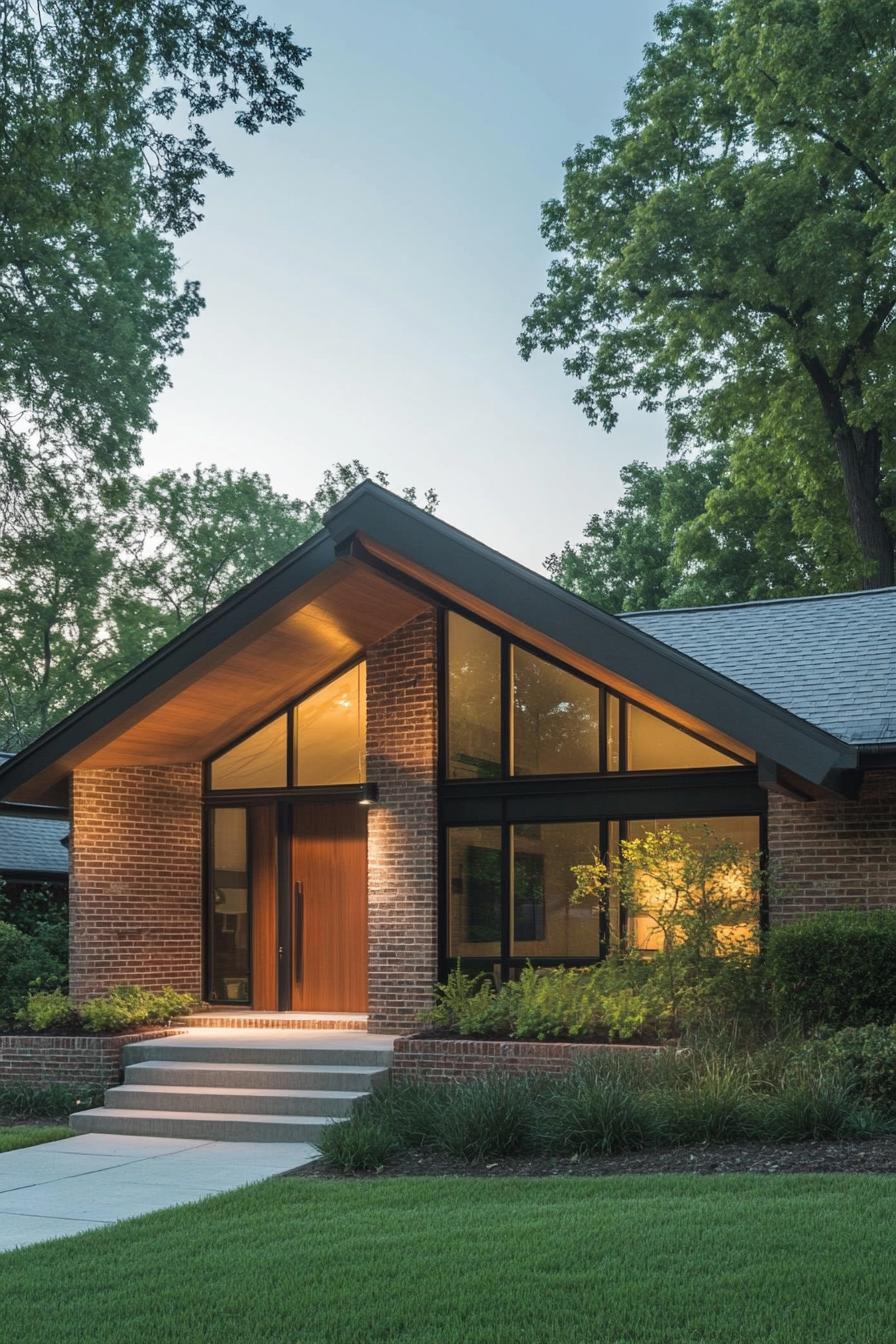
[0,481,858,807]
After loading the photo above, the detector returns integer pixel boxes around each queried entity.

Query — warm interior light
[358,782,379,806]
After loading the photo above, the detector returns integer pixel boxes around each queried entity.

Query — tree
[549,439,861,610]
[0,3,308,515]
[521,0,896,587]
[0,461,436,750]
[0,484,125,749]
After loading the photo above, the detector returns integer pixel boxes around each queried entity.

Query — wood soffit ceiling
[47,560,428,785]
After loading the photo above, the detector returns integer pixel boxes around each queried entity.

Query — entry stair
[69,1031,393,1144]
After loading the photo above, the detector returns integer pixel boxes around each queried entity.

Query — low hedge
[14,985,198,1034]
[767,908,896,1029]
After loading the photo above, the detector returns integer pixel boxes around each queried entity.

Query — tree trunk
[834,425,895,588]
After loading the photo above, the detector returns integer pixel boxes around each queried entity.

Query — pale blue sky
[147,0,665,570]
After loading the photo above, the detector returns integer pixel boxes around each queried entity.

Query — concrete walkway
[0,1132,317,1252]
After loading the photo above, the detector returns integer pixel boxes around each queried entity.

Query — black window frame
[203,655,368,798]
[437,605,767,982]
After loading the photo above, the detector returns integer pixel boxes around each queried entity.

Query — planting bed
[301,1134,896,1179]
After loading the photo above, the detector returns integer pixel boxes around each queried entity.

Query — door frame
[203,791,369,1010]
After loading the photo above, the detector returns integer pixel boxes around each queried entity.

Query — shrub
[0,1080,104,1119]
[799,1025,896,1113]
[316,1112,399,1173]
[541,1069,656,1154]
[425,964,510,1037]
[15,989,76,1032]
[0,920,66,1026]
[434,1075,538,1160]
[767,909,896,1029]
[79,985,198,1032]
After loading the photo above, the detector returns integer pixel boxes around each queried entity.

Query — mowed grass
[0,1125,72,1153]
[2,1175,896,1343]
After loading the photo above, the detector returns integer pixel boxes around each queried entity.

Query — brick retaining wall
[0,1031,182,1089]
[392,1035,661,1083]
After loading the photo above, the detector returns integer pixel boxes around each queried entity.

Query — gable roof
[622,589,896,750]
[0,754,69,874]
[0,814,69,875]
[0,481,860,806]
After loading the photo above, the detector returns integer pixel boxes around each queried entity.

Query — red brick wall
[69,765,203,1001]
[768,770,896,922]
[393,1036,659,1083]
[366,610,439,1032]
[0,1030,181,1088]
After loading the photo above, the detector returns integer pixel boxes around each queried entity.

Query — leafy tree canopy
[0,461,435,750]
[548,438,861,610]
[522,0,896,586]
[0,2,308,511]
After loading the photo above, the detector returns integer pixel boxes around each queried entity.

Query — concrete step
[123,1059,389,1092]
[122,1040,394,1068]
[107,1084,366,1117]
[173,1013,368,1031]
[69,1107,338,1144]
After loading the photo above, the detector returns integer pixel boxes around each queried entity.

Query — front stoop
[69,1032,393,1143]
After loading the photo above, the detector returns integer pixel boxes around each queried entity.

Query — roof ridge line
[621,587,896,618]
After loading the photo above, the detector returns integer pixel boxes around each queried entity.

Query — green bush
[15,989,76,1032]
[316,1114,399,1173]
[799,1025,896,1113]
[768,909,896,1029]
[0,920,66,1026]
[433,1075,538,1161]
[79,985,198,1032]
[424,959,674,1043]
[0,1080,104,1119]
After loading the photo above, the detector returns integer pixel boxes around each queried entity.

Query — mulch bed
[291,1136,896,1180]
[410,1028,670,1046]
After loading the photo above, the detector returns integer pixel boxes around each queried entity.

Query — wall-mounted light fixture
[358,783,379,806]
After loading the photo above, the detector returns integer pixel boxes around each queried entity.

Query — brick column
[767,770,896,923]
[366,609,439,1032]
[69,764,203,1001]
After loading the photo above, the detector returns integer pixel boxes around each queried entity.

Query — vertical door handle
[294,880,303,981]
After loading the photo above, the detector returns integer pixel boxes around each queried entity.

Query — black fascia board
[324,482,858,790]
[0,529,338,802]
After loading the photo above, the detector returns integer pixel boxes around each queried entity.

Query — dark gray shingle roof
[0,814,69,874]
[621,588,896,748]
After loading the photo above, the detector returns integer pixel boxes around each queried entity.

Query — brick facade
[69,765,203,1001]
[768,770,896,922]
[0,1030,182,1089]
[365,610,439,1032]
[393,1035,659,1084]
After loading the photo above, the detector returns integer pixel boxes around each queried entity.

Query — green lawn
[1,1175,895,1342]
[0,1125,72,1153]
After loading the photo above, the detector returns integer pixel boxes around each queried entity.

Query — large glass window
[208,807,250,1003]
[208,662,367,791]
[447,825,502,961]
[626,704,741,771]
[511,647,600,776]
[620,815,761,953]
[446,613,501,780]
[295,663,366,787]
[511,822,601,958]
[209,716,287,791]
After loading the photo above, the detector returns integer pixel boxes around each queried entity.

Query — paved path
[0,1132,317,1252]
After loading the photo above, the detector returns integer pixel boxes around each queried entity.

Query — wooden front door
[290,801,368,1012]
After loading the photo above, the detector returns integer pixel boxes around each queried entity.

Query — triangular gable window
[625,703,742,771]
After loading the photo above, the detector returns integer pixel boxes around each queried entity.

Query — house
[0,753,68,904]
[0,480,892,1033]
